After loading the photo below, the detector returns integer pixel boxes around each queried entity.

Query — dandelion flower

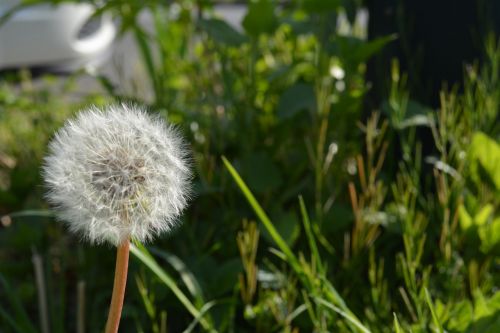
[43,104,191,246]
[42,104,191,333]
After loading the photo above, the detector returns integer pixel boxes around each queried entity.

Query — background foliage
[0,0,499,332]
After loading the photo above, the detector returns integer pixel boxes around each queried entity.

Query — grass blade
[0,274,37,333]
[4,210,54,219]
[314,297,372,333]
[393,313,403,333]
[130,243,215,331]
[424,288,444,333]
[298,195,323,273]
[0,307,27,333]
[222,156,303,278]
[182,301,217,333]
[223,156,365,330]
[150,247,206,309]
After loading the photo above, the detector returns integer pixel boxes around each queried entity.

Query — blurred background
[0,1,499,332]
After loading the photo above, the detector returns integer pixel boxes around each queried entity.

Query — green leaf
[239,152,283,192]
[330,35,397,64]
[458,204,474,230]
[458,203,498,254]
[444,300,473,332]
[199,18,247,47]
[208,258,242,296]
[302,0,340,13]
[242,0,278,37]
[277,83,316,119]
[469,132,500,191]
[478,217,500,254]
[262,210,300,246]
[470,291,500,332]
[475,204,495,226]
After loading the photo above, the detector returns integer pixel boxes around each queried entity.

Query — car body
[0,1,115,70]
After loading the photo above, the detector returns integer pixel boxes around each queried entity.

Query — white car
[0,0,115,70]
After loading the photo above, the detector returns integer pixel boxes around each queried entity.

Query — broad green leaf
[199,18,247,47]
[329,35,397,64]
[479,217,500,254]
[471,291,500,332]
[208,258,242,296]
[458,203,498,254]
[242,0,278,37]
[261,210,300,246]
[475,204,494,226]
[469,132,500,191]
[302,0,340,13]
[443,300,473,332]
[277,83,316,119]
[458,204,473,230]
[239,152,283,192]
[444,292,500,332]
[280,16,315,36]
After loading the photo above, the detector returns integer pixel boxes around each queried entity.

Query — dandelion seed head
[43,104,191,246]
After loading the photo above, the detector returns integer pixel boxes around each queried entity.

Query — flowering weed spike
[43,104,191,246]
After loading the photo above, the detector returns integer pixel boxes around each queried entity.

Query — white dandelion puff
[43,104,191,246]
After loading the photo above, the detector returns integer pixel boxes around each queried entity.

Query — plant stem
[105,239,130,333]
[77,280,86,333]
[32,250,50,333]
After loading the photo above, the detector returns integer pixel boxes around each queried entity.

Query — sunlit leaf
[469,132,500,191]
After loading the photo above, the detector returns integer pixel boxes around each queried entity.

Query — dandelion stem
[105,239,130,333]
